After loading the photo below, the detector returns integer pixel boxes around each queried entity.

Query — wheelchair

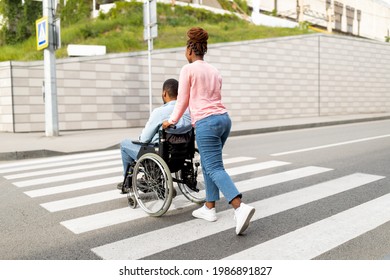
[120,127,205,217]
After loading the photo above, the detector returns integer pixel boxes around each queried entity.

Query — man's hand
[162,120,171,129]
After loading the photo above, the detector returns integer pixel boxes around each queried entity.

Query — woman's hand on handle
[162,120,171,129]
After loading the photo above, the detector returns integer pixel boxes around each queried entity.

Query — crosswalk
[0,149,387,260]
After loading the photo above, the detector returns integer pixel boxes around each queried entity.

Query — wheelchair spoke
[126,128,203,216]
[132,153,173,216]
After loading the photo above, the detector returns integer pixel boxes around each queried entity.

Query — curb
[2,115,390,161]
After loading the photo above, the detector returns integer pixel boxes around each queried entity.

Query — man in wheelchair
[117,78,192,192]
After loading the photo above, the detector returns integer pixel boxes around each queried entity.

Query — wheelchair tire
[176,149,206,204]
[132,153,174,216]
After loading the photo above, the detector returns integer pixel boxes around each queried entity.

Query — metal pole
[92,0,96,17]
[43,0,59,136]
[147,0,152,115]
[326,0,333,33]
[297,0,304,23]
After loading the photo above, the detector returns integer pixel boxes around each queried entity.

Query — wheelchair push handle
[161,120,176,130]
[159,124,176,138]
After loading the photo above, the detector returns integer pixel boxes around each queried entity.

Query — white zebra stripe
[63,166,331,234]
[9,156,254,182]
[225,190,390,259]
[271,134,390,156]
[223,157,255,164]
[24,176,123,197]
[226,160,290,176]
[0,153,120,174]
[23,159,287,200]
[14,167,121,187]
[41,190,123,212]
[91,173,383,260]
[5,160,122,180]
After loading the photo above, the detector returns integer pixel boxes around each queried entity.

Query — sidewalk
[1,113,390,161]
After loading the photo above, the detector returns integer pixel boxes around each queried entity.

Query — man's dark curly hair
[163,78,178,99]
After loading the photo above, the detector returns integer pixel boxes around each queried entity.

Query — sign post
[35,0,59,137]
[143,0,157,115]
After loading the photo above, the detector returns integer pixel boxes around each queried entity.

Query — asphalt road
[1,119,390,260]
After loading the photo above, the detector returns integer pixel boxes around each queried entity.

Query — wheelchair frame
[121,127,205,217]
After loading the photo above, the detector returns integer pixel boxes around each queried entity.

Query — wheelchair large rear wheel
[176,149,206,204]
[132,153,174,216]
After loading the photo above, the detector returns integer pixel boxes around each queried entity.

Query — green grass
[0,2,314,62]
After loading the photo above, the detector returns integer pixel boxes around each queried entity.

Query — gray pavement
[1,113,390,161]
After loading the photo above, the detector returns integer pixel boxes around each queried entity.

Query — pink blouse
[168,60,227,126]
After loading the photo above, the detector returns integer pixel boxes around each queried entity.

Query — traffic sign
[143,0,157,41]
[36,16,49,50]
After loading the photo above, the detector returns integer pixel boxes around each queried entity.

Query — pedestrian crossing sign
[36,17,49,51]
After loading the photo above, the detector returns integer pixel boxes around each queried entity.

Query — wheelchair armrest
[131,140,151,146]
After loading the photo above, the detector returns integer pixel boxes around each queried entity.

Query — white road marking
[5,160,122,180]
[0,153,120,174]
[271,134,390,156]
[24,176,123,197]
[91,173,382,259]
[14,167,121,187]
[225,191,390,259]
[62,166,331,234]
[226,161,290,176]
[41,190,123,212]
[223,157,255,164]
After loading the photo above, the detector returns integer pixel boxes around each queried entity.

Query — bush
[0,0,41,46]
[217,0,250,15]
[0,1,313,61]
[59,0,91,27]
[102,0,143,23]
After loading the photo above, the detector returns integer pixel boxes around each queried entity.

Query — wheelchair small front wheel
[127,192,137,209]
[132,153,174,216]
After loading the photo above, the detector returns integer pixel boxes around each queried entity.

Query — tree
[59,0,91,27]
[0,0,42,45]
[0,0,93,45]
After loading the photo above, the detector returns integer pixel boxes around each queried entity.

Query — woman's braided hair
[186,27,208,56]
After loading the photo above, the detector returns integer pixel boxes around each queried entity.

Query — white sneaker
[234,203,255,235]
[192,204,217,222]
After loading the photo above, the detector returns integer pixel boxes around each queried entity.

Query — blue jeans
[195,113,241,203]
[120,139,141,176]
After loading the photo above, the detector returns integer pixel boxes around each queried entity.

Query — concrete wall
[0,62,13,132]
[319,35,390,115]
[0,33,390,132]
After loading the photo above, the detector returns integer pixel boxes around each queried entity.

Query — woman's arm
[168,67,191,125]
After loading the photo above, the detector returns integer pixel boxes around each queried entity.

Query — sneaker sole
[236,208,255,235]
[192,212,217,222]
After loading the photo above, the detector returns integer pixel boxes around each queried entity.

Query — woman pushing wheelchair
[163,27,256,235]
